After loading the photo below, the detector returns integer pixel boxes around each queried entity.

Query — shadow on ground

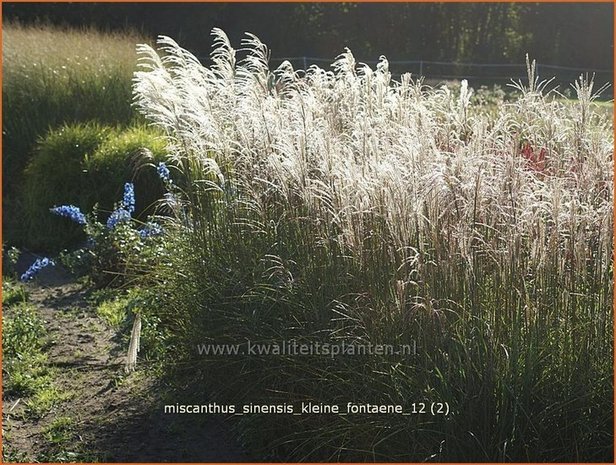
[78,377,253,462]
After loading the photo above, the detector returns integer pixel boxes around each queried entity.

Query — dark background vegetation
[5,2,613,68]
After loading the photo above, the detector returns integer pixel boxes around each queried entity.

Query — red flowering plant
[519,140,548,175]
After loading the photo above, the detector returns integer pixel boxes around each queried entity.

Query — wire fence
[198,55,614,98]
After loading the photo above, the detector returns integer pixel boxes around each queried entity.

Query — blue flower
[138,222,164,239]
[157,162,171,183]
[106,208,131,230]
[20,257,55,282]
[50,205,87,225]
[122,183,135,214]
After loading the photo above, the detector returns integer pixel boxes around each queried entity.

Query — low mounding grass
[22,123,111,250]
[134,32,613,461]
[22,122,167,251]
[2,22,146,247]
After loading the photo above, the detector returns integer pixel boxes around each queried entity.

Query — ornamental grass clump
[133,31,613,461]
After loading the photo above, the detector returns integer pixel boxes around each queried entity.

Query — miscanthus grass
[134,30,613,461]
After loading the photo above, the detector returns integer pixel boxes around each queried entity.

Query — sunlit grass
[132,31,613,461]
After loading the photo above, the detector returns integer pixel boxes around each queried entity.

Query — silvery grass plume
[133,29,613,322]
[131,30,613,460]
[125,313,141,373]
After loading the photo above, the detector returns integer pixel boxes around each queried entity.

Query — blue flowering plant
[49,172,170,286]
[50,205,87,225]
[157,162,171,184]
[20,257,55,282]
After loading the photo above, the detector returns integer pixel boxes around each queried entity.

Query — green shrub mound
[22,123,168,251]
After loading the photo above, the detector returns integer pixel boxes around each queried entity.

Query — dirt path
[3,261,251,462]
